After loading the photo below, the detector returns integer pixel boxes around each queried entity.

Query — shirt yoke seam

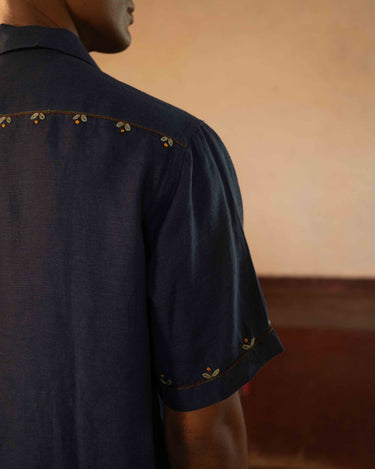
[0,108,187,149]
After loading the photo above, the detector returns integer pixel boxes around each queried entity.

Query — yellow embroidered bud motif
[160,374,172,386]
[73,113,87,125]
[0,116,12,128]
[202,367,220,379]
[30,112,46,124]
[242,336,256,350]
[116,121,131,133]
[161,136,174,148]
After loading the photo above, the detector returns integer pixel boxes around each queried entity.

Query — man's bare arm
[163,390,249,469]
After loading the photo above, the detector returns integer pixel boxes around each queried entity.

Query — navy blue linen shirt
[0,23,285,468]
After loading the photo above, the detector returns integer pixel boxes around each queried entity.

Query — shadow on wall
[239,277,375,469]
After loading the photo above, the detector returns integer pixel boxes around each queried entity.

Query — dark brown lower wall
[240,276,375,469]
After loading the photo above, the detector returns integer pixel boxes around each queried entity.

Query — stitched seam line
[0,109,187,148]
[166,324,274,390]
[163,118,207,209]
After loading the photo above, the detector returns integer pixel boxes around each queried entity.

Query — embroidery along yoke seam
[0,109,187,149]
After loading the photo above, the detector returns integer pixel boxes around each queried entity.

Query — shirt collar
[0,23,100,70]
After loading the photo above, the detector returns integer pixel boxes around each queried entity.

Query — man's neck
[0,0,79,37]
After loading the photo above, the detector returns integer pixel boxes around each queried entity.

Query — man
[0,1,285,468]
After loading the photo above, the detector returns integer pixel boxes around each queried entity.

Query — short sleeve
[145,120,285,412]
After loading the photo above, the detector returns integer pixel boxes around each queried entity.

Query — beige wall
[92,0,375,278]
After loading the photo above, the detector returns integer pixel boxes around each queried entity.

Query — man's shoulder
[85,67,203,148]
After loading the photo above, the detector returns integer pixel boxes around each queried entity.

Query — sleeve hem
[158,326,285,412]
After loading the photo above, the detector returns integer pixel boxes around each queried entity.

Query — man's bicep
[163,391,242,438]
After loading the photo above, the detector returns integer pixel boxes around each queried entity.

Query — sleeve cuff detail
[157,323,285,412]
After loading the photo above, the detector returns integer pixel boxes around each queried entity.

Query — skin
[0,0,135,53]
[0,3,250,466]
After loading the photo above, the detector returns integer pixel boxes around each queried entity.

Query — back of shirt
[0,23,285,469]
